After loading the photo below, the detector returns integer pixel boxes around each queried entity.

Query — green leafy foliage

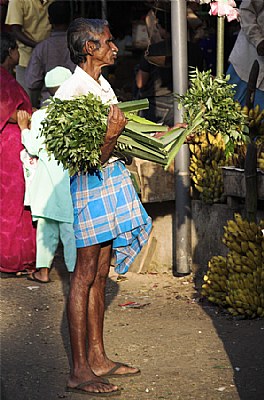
[40,93,201,175]
[175,69,250,157]
[41,93,109,176]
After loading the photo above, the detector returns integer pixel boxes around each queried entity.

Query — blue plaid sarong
[70,161,152,274]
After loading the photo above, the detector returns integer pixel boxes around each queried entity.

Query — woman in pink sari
[0,32,36,274]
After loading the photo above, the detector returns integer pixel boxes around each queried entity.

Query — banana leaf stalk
[163,110,204,170]
[116,110,204,170]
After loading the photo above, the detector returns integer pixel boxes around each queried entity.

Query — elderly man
[55,18,152,396]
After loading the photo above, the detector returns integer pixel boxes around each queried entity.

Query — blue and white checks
[70,161,152,274]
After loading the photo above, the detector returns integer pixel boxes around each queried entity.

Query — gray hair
[67,18,109,64]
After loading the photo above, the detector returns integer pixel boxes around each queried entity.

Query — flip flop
[65,380,121,397]
[27,272,51,284]
[0,270,33,279]
[101,362,141,378]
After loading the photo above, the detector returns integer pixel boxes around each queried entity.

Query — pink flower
[209,0,239,21]
[226,7,239,22]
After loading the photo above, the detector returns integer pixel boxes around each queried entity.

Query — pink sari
[0,66,36,273]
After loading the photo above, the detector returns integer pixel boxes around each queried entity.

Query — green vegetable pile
[41,93,203,176]
[175,68,249,157]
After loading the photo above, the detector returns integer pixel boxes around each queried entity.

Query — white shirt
[55,66,117,104]
[54,66,119,165]
[229,0,264,90]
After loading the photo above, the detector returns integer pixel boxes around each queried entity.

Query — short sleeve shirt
[5,0,53,67]
[55,66,118,105]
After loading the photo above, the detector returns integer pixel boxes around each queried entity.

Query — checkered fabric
[70,161,152,274]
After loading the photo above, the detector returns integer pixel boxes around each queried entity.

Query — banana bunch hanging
[241,104,264,133]
[257,151,264,171]
[189,131,226,204]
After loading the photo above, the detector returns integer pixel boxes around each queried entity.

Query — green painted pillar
[216,16,225,77]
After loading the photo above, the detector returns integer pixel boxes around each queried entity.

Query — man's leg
[87,242,112,368]
[67,244,119,394]
[87,242,140,377]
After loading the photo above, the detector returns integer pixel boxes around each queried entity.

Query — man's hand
[153,122,188,138]
[106,105,127,139]
[17,110,31,131]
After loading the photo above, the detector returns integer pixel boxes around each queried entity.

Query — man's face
[93,26,118,67]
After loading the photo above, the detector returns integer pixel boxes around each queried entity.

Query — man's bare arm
[11,25,38,48]
[100,105,127,164]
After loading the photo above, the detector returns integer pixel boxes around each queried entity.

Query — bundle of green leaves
[175,68,250,156]
[41,93,110,176]
[41,93,203,176]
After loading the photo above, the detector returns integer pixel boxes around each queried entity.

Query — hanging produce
[202,213,264,318]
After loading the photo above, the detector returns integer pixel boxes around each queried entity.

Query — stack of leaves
[41,93,203,176]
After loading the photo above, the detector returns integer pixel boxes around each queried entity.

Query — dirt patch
[1,253,264,400]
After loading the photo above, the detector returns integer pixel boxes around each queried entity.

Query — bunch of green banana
[241,104,264,132]
[226,143,247,169]
[189,131,226,204]
[201,255,228,306]
[202,214,264,318]
[257,150,264,171]
[260,220,264,262]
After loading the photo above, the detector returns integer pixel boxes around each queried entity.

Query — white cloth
[228,0,264,89]
[20,149,38,206]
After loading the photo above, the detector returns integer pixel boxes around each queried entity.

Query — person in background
[0,32,36,276]
[25,0,75,108]
[5,0,54,107]
[0,0,9,32]
[135,8,205,127]
[17,66,76,284]
[227,0,264,110]
[55,18,152,396]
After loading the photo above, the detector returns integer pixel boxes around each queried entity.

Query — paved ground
[1,251,264,400]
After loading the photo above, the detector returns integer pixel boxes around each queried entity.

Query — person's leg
[67,244,119,394]
[87,242,140,377]
[86,241,111,370]
[28,218,59,282]
[59,222,76,272]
